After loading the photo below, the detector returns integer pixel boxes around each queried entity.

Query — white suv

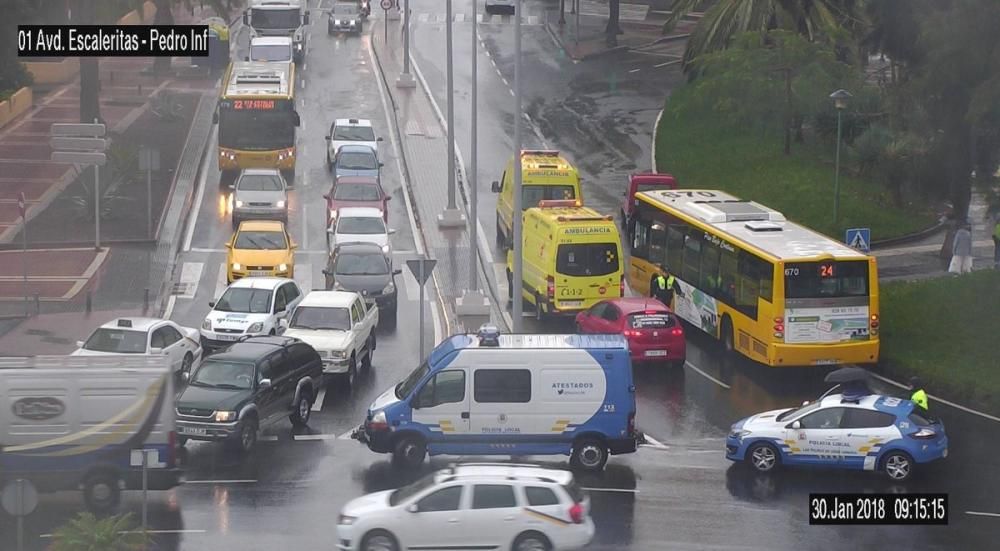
[336,463,594,551]
[326,118,382,168]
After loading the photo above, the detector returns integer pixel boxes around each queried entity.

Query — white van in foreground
[0,356,182,512]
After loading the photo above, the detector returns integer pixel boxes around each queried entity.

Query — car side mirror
[208,301,216,308]
[323,194,331,201]
[377,137,384,142]
[393,268,402,276]
[385,196,393,201]
[180,371,190,383]
[259,378,272,389]
[224,243,232,249]
[491,181,501,193]
[325,135,331,141]
[291,241,299,249]
[304,11,310,24]
[407,504,419,513]
[327,227,335,234]
[242,12,249,25]
[228,183,236,190]
[378,162,384,167]
[150,347,165,355]
[791,420,802,430]
[76,340,85,348]
[388,228,397,235]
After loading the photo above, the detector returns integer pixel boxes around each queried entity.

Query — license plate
[560,300,583,308]
[813,359,838,365]
[249,270,270,276]
[214,334,238,341]
[645,350,668,357]
[180,427,206,436]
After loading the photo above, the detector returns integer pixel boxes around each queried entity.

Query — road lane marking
[401,267,420,300]
[214,262,228,299]
[183,125,216,252]
[871,373,1000,423]
[966,511,1000,518]
[311,386,326,411]
[190,247,228,253]
[654,60,682,68]
[164,295,177,320]
[580,487,639,494]
[629,68,641,73]
[301,202,309,249]
[684,360,731,389]
[294,262,313,293]
[185,479,257,484]
[642,432,669,449]
[177,261,204,299]
[293,433,337,441]
[259,435,279,441]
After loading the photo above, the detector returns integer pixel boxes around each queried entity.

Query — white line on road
[684,360,731,389]
[654,60,682,68]
[214,262,227,299]
[301,202,309,250]
[293,434,337,441]
[966,511,1000,518]
[509,89,515,96]
[580,487,639,494]
[163,295,177,320]
[629,68,641,73]
[183,126,216,252]
[185,479,258,484]
[311,386,326,412]
[294,263,313,294]
[259,435,279,441]
[870,373,1000,423]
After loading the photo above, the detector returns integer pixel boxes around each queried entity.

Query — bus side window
[666,226,685,273]
[632,217,649,256]
[682,234,702,284]
[736,252,761,319]
[700,242,721,294]
[759,259,774,302]
[718,247,738,304]
[649,222,666,265]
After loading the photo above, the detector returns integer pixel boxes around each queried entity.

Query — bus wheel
[83,471,121,513]
[721,316,735,354]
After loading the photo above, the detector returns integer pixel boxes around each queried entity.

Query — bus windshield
[556,243,619,277]
[784,261,869,299]
[219,108,295,151]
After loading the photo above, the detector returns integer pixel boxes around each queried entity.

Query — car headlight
[235,199,244,208]
[338,514,357,526]
[350,20,356,25]
[381,244,390,253]
[247,322,264,333]
[215,411,237,422]
[202,318,212,331]
[276,200,286,208]
[335,19,341,25]
[382,281,395,294]
[278,263,288,272]
[329,350,346,359]
[232,262,241,270]
[729,429,752,440]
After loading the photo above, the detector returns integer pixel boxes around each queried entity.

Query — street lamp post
[395,0,415,87]
[830,89,852,224]
[438,0,465,228]
[512,0,524,331]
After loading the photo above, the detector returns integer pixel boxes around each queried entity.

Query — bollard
[85,291,92,314]
[34,293,40,316]
[143,288,149,313]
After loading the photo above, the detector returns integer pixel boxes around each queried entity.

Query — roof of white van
[250,36,293,46]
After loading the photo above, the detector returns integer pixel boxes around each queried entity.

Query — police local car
[353,326,639,472]
[726,393,947,481]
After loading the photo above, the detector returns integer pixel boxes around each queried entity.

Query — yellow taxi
[491,150,582,251]
[226,220,296,284]
[506,200,624,319]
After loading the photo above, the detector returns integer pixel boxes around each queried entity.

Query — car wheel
[746,442,780,473]
[391,434,426,468]
[513,532,552,551]
[291,390,313,427]
[882,451,914,481]
[361,335,374,369]
[721,315,735,354]
[235,416,258,453]
[361,530,399,551]
[570,438,608,471]
[82,471,121,513]
[180,352,193,376]
[346,355,358,388]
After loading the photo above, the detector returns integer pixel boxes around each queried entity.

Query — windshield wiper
[212,383,247,390]
[243,236,265,249]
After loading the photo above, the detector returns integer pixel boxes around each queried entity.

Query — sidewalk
[543,4,697,61]
[371,16,507,333]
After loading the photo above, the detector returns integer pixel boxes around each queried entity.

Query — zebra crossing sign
[845,228,871,252]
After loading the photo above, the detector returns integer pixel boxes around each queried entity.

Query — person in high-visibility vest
[909,377,929,411]
[651,269,678,309]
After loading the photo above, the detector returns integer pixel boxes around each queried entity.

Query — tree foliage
[0,0,35,99]
[50,512,150,551]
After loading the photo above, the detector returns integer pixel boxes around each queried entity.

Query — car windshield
[237,174,284,191]
[389,472,437,506]
[333,183,381,201]
[395,361,429,400]
[333,125,374,141]
[288,306,351,331]
[190,360,256,390]
[250,44,292,62]
[775,400,823,422]
[335,252,389,275]
[83,328,147,353]
[522,184,576,209]
[235,230,288,249]
[338,216,386,235]
[214,288,273,314]
[337,151,378,170]
[333,5,358,15]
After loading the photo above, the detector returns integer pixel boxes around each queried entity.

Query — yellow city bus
[627,189,879,367]
[215,61,299,185]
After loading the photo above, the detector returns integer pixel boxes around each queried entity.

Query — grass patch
[655,87,936,241]
[880,270,1000,413]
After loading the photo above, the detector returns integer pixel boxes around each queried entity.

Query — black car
[175,336,322,452]
[323,242,401,319]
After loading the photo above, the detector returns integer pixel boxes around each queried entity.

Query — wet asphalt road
[2,2,998,549]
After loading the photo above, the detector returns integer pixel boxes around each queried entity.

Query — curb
[874,360,1000,420]
[870,218,948,250]
[651,107,663,171]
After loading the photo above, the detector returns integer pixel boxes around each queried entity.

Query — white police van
[352,327,639,471]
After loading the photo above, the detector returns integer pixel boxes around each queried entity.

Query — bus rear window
[628,313,674,329]
[556,243,619,277]
[783,261,869,299]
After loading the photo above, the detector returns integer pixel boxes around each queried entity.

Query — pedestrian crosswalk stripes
[412,13,541,26]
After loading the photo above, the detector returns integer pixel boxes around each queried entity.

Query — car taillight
[870,314,879,329]
[910,428,937,440]
[773,317,784,339]
[547,276,555,299]
[671,327,683,336]
[620,275,625,297]
[627,411,636,437]
[623,330,640,337]
[569,502,584,524]
[168,430,177,468]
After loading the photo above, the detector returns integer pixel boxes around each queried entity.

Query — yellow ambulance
[506,200,624,319]
[490,150,582,250]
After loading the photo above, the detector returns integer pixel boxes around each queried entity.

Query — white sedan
[327,206,395,254]
[73,317,203,375]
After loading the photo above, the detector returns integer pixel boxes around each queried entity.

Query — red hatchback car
[324,175,390,225]
[575,297,686,366]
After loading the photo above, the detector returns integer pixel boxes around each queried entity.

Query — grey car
[333,144,382,186]
[327,3,362,35]
[231,169,289,229]
[323,242,401,320]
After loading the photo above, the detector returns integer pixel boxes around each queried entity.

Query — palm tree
[662,0,864,70]
[50,512,150,551]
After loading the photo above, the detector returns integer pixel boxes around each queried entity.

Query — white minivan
[248,36,294,63]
